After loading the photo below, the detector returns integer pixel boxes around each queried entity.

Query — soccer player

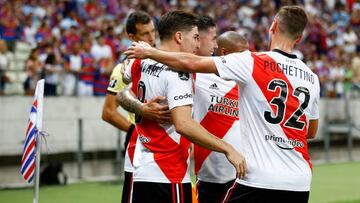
[120,11,246,203]
[101,10,165,203]
[125,6,319,203]
[119,20,249,203]
[216,31,249,56]
[196,15,218,57]
[103,11,156,130]
[194,28,249,203]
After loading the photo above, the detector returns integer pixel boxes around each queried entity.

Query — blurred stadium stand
[0,0,359,97]
[4,42,32,95]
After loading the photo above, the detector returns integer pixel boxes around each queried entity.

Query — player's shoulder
[142,58,165,66]
[163,69,192,83]
[296,59,320,84]
[110,63,123,77]
[226,50,252,58]
[126,58,141,68]
[219,50,253,65]
[143,59,172,72]
[113,63,123,72]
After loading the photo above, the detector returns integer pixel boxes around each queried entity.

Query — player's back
[127,59,193,184]
[214,49,320,191]
[244,50,319,191]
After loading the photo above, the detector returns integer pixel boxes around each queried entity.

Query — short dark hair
[158,10,198,41]
[126,11,152,35]
[276,6,308,40]
[197,15,216,32]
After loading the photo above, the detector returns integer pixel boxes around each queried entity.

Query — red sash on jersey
[251,53,311,169]
[194,85,239,174]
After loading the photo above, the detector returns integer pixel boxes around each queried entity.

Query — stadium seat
[13,62,25,71]
[4,82,24,95]
[8,60,16,70]
[14,52,29,62]
[17,72,27,83]
[5,71,17,82]
[15,41,32,53]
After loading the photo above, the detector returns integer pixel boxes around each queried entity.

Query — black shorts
[222,183,309,203]
[121,171,133,203]
[124,124,135,150]
[196,179,235,203]
[132,182,192,203]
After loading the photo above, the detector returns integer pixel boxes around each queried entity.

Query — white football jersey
[123,128,138,173]
[193,73,241,183]
[213,49,320,191]
[124,59,193,183]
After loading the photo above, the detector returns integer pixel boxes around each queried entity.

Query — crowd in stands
[0,0,359,97]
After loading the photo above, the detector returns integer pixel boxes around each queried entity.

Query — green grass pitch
[1,162,360,203]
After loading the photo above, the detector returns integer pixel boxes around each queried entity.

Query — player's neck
[159,41,180,52]
[270,34,295,54]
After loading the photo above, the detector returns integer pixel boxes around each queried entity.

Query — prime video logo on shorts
[265,134,304,150]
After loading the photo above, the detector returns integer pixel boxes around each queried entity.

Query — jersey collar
[272,49,298,59]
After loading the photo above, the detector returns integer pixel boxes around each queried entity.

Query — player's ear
[221,47,227,56]
[294,34,303,46]
[270,20,277,33]
[128,33,136,41]
[174,31,182,44]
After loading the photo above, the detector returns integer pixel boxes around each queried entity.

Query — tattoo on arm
[117,84,142,115]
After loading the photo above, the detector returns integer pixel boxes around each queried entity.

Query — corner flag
[20,79,45,203]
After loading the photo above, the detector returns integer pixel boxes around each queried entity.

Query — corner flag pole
[34,79,45,203]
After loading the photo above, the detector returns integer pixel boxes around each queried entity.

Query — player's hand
[140,96,172,124]
[124,41,153,59]
[225,146,247,179]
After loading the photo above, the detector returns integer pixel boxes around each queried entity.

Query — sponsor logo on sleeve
[174,93,192,100]
[108,78,117,88]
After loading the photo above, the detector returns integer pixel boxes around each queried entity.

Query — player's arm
[125,41,217,74]
[102,92,132,132]
[171,105,247,179]
[307,79,320,139]
[102,63,132,131]
[121,59,132,84]
[117,84,172,124]
[307,119,318,139]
